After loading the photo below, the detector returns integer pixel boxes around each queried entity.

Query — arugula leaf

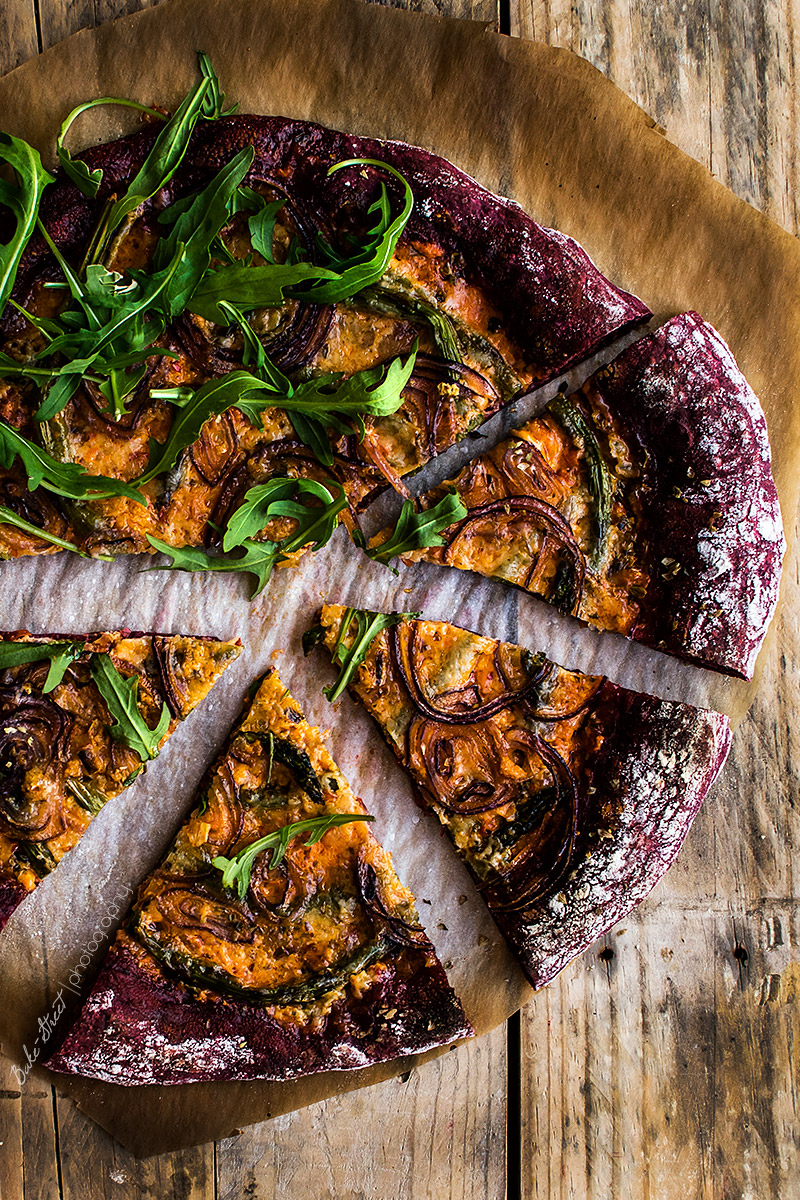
[248,197,287,263]
[221,476,345,551]
[548,394,612,563]
[90,653,170,761]
[146,535,281,598]
[139,371,276,483]
[258,349,416,429]
[56,97,165,199]
[317,608,419,702]
[367,492,467,572]
[0,418,145,505]
[144,350,416,482]
[186,158,414,320]
[102,78,211,248]
[0,134,55,315]
[186,260,341,323]
[0,503,108,559]
[0,639,83,692]
[152,145,254,318]
[197,51,238,119]
[146,475,347,597]
[212,813,373,900]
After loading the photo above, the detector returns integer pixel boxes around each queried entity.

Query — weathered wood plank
[216,1025,507,1200]
[515,1,800,1196]
[0,0,39,76]
[520,904,800,1199]
[514,0,714,169]
[54,1093,216,1200]
[0,1056,61,1200]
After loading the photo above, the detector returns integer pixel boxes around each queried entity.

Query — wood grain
[514,2,800,1197]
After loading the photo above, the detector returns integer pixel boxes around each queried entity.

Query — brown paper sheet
[0,0,798,1156]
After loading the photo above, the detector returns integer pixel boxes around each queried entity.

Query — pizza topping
[0,134,54,312]
[90,653,170,761]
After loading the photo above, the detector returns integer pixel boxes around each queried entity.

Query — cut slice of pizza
[307,606,731,989]
[0,629,241,932]
[379,312,784,679]
[44,668,472,1086]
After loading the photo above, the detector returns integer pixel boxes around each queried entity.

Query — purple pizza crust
[0,877,28,932]
[10,115,650,387]
[44,932,472,1086]
[495,684,731,988]
[595,312,785,678]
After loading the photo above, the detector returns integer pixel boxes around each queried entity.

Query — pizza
[0,629,240,932]
[375,312,785,680]
[44,668,472,1085]
[307,606,732,987]
[0,56,650,577]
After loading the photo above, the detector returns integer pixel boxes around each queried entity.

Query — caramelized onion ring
[391,621,550,724]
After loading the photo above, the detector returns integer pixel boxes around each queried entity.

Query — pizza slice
[0,629,241,931]
[380,312,784,679]
[44,668,472,1086]
[306,606,731,989]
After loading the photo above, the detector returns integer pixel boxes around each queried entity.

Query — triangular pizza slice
[376,312,784,679]
[307,606,731,989]
[0,629,241,931]
[45,668,471,1085]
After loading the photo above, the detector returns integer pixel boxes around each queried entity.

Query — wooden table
[0,1,797,1196]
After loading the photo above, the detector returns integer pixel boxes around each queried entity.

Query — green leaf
[0,502,105,558]
[548,394,613,563]
[248,196,287,263]
[0,418,146,505]
[138,371,278,484]
[90,652,170,761]
[222,476,345,552]
[318,608,419,702]
[145,535,280,598]
[186,260,341,323]
[152,145,255,317]
[212,813,373,900]
[197,51,238,119]
[0,134,55,315]
[143,350,415,483]
[56,97,165,199]
[186,158,413,319]
[368,492,467,572]
[0,639,82,692]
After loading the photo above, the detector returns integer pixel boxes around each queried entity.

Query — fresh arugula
[212,813,373,900]
[147,475,347,597]
[145,350,416,479]
[186,158,414,320]
[98,59,224,259]
[0,418,145,504]
[0,639,83,692]
[146,536,282,598]
[56,97,165,199]
[367,492,466,572]
[221,476,345,551]
[152,144,254,318]
[549,393,612,563]
[309,608,419,702]
[90,652,170,761]
[0,502,109,558]
[0,134,54,315]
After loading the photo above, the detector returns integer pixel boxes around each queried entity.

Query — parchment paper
[0,0,798,1156]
